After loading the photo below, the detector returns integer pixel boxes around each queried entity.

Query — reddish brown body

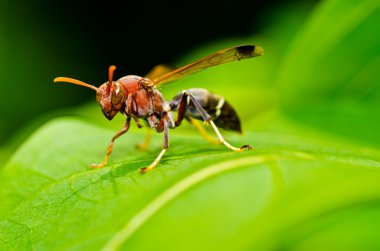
[106,75,173,133]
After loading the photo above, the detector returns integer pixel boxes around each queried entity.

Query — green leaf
[276,0,380,146]
[1,118,380,250]
[2,0,380,250]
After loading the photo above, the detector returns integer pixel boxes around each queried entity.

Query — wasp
[54,45,264,172]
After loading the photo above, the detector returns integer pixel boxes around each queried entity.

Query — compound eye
[111,83,125,106]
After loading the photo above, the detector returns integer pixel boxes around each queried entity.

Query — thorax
[119,75,166,119]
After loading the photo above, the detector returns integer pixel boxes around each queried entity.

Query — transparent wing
[153,45,264,87]
[144,64,177,80]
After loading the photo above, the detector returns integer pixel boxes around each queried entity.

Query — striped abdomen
[169,88,242,133]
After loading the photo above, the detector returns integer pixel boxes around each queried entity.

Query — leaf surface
[0,118,379,250]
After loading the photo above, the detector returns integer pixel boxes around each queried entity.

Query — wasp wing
[144,64,177,80]
[152,45,264,87]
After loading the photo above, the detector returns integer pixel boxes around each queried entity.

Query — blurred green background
[0,0,318,162]
[1,0,380,250]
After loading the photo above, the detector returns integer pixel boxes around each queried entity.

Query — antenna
[108,65,117,87]
[54,77,99,92]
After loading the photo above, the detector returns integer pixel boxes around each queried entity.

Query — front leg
[131,114,143,128]
[125,93,143,129]
[91,117,131,168]
[176,91,252,152]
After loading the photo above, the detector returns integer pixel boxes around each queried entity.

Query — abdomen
[170,88,242,133]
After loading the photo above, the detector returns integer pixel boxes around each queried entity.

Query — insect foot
[90,162,107,169]
[140,167,150,173]
[140,148,167,173]
[240,144,253,151]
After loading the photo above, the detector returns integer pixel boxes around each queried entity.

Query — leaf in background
[160,2,316,122]
[0,118,380,250]
[276,0,380,146]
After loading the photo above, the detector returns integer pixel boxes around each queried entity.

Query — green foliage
[276,0,380,147]
[1,0,380,250]
[1,118,379,250]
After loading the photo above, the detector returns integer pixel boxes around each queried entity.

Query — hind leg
[175,91,252,152]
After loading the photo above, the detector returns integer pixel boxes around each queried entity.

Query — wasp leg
[187,117,220,145]
[91,117,131,168]
[136,127,151,151]
[126,93,143,129]
[140,118,169,173]
[174,91,211,126]
[208,120,252,152]
[177,91,252,152]
[131,115,143,128]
